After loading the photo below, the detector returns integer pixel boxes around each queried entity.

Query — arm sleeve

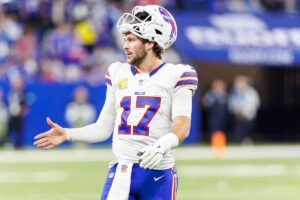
[65,86,116,143]
[172,87,193,119]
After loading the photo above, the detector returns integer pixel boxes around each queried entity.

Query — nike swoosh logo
[154,175,165,181]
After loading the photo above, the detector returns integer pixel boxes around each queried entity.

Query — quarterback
[34,5,198,200]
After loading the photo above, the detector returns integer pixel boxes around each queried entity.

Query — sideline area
[1,144,300,163]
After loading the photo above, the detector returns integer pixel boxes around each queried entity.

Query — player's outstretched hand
[33,117,67,150]
[138,142,166,169]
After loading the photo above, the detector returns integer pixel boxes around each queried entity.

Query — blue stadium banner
[4,83,200,147]
[173,13,300,66]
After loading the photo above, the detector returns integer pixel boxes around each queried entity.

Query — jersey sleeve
[105,62,119,88]
[172,88,193,119]
[65,86,116,143]
[174,65,198,94]
[66,63,120,143]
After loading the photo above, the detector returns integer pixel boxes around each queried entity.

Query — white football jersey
[105,62,198,169]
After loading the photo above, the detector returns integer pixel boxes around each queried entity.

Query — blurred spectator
[284,0,298,13]
[227,0,251,12]
[0,7,22,63]
[44,22,87,63]
[1,10,22,44]
[203,79,228,137]
[260,0,285,12]
[226,0,264,13]
[39,58,65,83]
[74,19,98,53]
[136,0,164,6]
[14,25,37,60]
[228,75,260,144]
[249,0,265,13]
[0,76,28,149]
[65,86,96,128]
[0,88,8,145]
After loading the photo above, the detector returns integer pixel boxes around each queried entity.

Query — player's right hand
[138,142,166,169]
[33,117,67,150]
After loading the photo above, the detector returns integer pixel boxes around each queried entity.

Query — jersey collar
[130,65,139,75]
[131,63,165,77]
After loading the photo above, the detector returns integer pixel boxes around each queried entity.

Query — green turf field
[1,146,300,200]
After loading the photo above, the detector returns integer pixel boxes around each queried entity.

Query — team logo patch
[118,78,128,89]
[171,167,177,175]
[121,164,128,173]
[158,7,176,40]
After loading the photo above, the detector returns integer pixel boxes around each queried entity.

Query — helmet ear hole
[155,29,162,35]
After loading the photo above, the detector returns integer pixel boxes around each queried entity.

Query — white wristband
[159,132,179,151]
[65,128,73,141]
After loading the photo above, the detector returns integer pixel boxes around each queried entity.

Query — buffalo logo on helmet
[158,7,177,40]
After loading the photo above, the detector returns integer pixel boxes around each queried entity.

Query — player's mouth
[126,53,133,58]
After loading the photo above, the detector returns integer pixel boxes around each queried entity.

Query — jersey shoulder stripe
[180,71,197,78]
[173,64,198,91]
[105,71,112,86]
[175,79,198,88]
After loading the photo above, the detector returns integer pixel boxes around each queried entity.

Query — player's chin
[127,58,134,65]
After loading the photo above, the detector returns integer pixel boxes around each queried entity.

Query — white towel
[107,162,133,200]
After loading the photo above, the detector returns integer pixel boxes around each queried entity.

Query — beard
[128,48,147,66]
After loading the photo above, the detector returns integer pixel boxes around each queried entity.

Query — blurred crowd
[0,0,299,85]
[180,0,300,13]
[0,0,128,85]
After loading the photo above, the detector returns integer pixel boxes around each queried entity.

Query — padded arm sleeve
[65,86,116,143]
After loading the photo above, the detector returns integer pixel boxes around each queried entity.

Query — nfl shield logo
[171,167,177,175]
[121,164,128,173]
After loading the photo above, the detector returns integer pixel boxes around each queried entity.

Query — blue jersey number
[118,96,161,136]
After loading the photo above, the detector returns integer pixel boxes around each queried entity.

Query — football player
[34,5,198,200]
